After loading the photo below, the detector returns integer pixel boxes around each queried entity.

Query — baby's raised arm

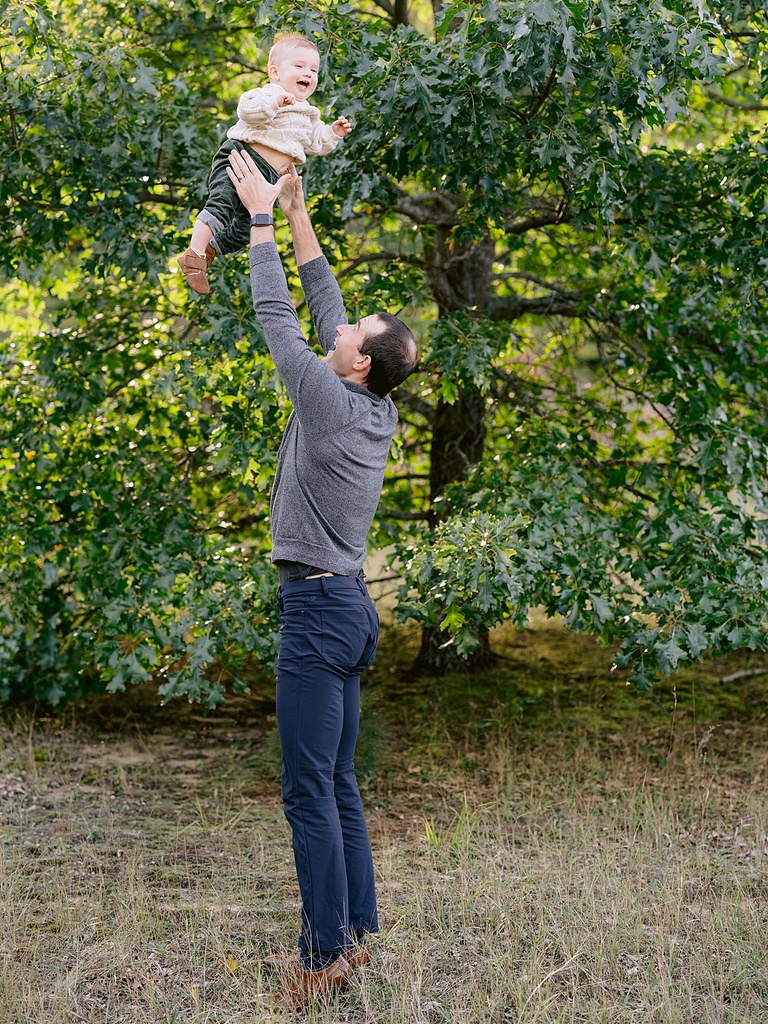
[236,85,293,125]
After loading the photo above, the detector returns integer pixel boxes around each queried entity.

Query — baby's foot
[176,246,215,294]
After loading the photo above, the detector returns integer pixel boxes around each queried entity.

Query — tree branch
[719,666,768,684]
[384,471,430,481]
[526,66,558,120]
[351,0,408,23]
[137,188,188,207]
[395,395,435,420]
[493,271,582,295]
[389,183,463,226]
[704,89,768,112]
[335,250,423,283]
[504,206,573,234]
[385,510,431,521]
[485,289,584,320]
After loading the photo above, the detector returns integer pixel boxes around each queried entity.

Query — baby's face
[269,45,320,101]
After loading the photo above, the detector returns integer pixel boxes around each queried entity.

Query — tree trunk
[412,623,496,676]
[427,388,486,525]
[412,226,497,675]
[392,0,409,27]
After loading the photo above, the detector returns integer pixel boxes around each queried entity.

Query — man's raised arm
[226,151,346,357]
[278,166,323,266]
[225,151,351,432]
[224,150,320,397]
[279,166,347,355]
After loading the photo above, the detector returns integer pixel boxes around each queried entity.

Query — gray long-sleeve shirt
[249,242,397,575]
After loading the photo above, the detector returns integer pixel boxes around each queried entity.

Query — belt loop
[320,575,330,597]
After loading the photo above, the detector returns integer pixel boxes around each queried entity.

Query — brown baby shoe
[176,245,215,295]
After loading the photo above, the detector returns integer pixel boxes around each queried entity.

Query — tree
[2,0,768,704]
[1,0,286,704]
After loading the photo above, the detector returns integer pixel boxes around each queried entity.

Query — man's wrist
[285,209,310,228]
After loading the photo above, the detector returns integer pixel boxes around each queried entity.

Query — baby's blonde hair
[268,33,319,67]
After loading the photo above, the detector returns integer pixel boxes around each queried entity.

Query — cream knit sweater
[226,83,341,163]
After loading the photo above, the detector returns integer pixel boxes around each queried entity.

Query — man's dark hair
[359,313,418,398]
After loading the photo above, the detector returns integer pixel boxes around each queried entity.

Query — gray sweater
[249,242,398,575]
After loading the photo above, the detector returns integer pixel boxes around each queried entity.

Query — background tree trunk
[413,226,497,674]
[427,388,486,523]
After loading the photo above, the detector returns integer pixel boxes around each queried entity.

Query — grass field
[1,619,767,1023]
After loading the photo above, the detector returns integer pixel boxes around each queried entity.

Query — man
[226,148,418,1008]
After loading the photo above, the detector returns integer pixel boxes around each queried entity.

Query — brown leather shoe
[263,944,370,973]
[275,955,350,1009]
[346,944,371,968]
[176,247,210,295]
[261,951,299,973]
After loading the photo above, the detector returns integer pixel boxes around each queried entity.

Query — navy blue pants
[276,575,380,962]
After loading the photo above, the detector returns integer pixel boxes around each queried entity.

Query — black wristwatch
[250,213,275,227]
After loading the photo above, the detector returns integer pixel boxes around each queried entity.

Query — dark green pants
[198,139,281,256]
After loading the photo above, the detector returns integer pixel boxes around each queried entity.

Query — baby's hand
[332,116,352,137]
[279,92,296,107]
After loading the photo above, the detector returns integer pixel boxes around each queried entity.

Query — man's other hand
[278,165,307,222]
[227,149,291,215]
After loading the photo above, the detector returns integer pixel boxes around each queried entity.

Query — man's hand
[332,116,352,138]
[278,164,307,223]
[277,165,321,266]
[227,148,291,215]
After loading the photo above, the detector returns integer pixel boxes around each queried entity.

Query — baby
[177,33,351,295]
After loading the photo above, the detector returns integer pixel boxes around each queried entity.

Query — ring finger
[229,149,248,177]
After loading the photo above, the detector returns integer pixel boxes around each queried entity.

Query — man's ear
[353,352,371,372]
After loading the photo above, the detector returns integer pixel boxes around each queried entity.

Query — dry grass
[1,622,768,1023]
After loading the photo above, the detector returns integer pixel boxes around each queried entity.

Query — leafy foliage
[2,0,768,702]
[1,0,286,702]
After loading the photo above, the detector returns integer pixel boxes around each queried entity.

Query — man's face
[325,315,384,379]
[269,45,320,101]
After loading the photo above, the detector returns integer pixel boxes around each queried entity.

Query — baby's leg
[177,141,282,294]
[189,219,214,257]
[207,143,281,256]
[177,142,243,293]
[187,149,237,255]
[201,141,259,256]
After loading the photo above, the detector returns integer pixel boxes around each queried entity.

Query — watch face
[251,214,274,226]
